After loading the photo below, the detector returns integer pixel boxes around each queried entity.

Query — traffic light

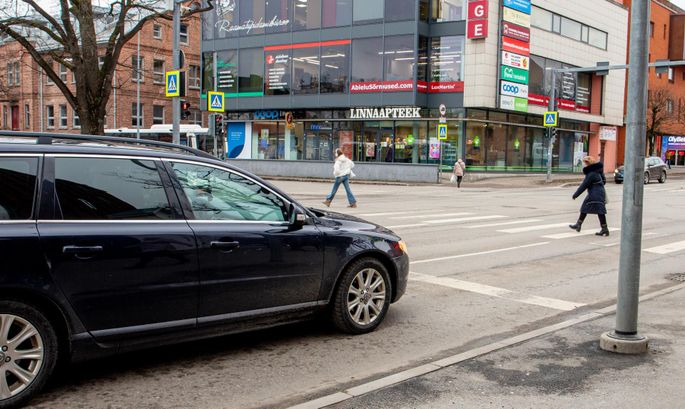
[214,114,224,138]
[181,101,191,120]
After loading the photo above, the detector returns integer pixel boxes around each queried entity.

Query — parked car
[0,132,409,408]
[614,156,667,184]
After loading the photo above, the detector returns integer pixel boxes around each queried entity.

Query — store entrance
[666,150,685,167]
[357,127,394,162]
[304,130,335,161]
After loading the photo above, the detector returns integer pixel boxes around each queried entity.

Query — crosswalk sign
[543,111,558,127]
[208,91,224,112]
[165,70,180,97]
[438,123,448,140]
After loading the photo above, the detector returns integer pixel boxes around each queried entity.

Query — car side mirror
[288,204,307,229]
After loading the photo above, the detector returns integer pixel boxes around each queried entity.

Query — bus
[105,124,222,156]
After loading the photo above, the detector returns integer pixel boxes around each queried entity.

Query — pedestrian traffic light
[181,101,191,120]
[214,114,224,138]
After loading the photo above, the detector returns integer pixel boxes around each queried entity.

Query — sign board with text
[501,51,530,70]
[500,80,529,99]
[502,22,530,42]
[502,36,530,56]
[467,0,489,39]
[501,65,529,84]
[502,7,531,27]
[503,0,531,14]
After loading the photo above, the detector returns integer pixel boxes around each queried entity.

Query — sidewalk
[292,282,685,409]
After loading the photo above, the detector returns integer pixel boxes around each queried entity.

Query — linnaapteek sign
[349,107,422,119]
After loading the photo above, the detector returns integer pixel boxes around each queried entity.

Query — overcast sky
[669,0,685,9]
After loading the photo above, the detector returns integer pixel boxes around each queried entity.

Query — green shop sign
[501,65,529,84]
[514,97,528,112]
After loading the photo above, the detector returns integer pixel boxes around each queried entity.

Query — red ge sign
[467,0,489,39]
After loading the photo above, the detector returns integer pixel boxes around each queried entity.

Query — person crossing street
[323,148,357,208]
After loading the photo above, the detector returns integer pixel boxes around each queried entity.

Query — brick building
[617,0,685,165]
[0,15,203,134]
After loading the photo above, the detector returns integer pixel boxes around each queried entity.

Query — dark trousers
[578,213,607,225]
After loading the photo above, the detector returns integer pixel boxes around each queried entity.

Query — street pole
[600,0,650,354]
[136,30,141,139]
[546,69,556,183]
[172,0,181,145]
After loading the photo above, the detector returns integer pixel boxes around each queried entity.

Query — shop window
[202,52,214,94]
[265,0,290,33]
[353,0,383,24]
[431,0,465,22]
[386,0,415,21]
[292,47,319,95]
[210,0,239,39]
[383,35,414,81]
[417,37,429,83]
[266,49,292,95]
[252,122,283,159]
[215,50,238,94]
[320,43,349,93]
[419,0,430,21]
[322,0,352,27]
[238,48,264,94]
[528,56,545,96]
[239,0,266,35]
[294,0,320,30]
[576,73,592,112]
[429,36,464,83]
[351,37,383,83]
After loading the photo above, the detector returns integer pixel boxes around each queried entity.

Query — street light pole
[546,69,556,183]
[172,0,181,145]
[600,0,650,354]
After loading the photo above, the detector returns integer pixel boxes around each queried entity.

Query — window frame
[153,24,163,39]
[46,105,55,129]
[0,155,40,221]
[153,59,165,84]
[24,104,30,129]
[188,64,201,89]
[132,55,144,83]
[59,64,68,82]
[153,105,165,124]
[73,109,80,128]
[132,103,144,127]
[59,104,68,129]
[180,24,189,45]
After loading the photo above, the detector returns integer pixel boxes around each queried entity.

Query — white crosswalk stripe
[425,215,506,224]
[390,212,472,220]
[542,228,620,240]
[644,240,685,255]
[464,218,543,229]
[498,223,570,234]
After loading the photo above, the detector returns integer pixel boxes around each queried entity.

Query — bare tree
[0,0,212,135]
[646,88,675,156]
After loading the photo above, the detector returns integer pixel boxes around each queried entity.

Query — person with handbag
[569,156,609,236]
[323,148,357,208]
[451,158,466,188]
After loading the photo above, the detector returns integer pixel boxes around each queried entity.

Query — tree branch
[20,0,69,40]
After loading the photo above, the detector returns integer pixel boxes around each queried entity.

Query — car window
[170,162,288,222]
[55,157,172,220]
[0,157,38,220]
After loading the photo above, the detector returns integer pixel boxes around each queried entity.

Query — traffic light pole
[172,0,181,145]
[546,69,556,183]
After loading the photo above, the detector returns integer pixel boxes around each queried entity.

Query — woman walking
[569,156,609,236]
[452,158,466,188]
[323,148,357,208]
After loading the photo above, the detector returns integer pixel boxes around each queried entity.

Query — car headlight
[398,240,408,254]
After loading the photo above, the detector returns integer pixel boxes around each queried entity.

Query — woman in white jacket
[323,148,357,208]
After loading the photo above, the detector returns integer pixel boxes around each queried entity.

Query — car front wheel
[0,301,58,409]
[644,171,650,184]
[332,258,392,334]
[659,171,666,183]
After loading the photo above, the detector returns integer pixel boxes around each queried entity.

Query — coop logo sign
[216,16,290,34]
[349,107,422,119]
[500,80,528,98]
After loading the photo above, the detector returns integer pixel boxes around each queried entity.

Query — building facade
[201,0,628,173]
[0,16,204,134]
[617,0,685,166]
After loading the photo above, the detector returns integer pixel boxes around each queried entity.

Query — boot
[569,220,583,232]
[322,200,331,207]
[595,224,610,236]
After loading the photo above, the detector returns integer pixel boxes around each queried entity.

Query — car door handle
[210,241,240,252]
[62,245,104,254]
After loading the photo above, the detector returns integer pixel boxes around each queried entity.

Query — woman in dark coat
[569,156,609,236]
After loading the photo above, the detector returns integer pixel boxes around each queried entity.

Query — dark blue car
[0,132,408,407]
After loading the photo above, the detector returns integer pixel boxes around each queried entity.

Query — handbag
[450,175,457,183]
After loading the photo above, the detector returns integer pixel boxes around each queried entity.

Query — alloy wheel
[347,268,386,326]
[0,314,44,400]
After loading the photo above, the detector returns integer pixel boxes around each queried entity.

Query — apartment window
[180,24,188,44]
[588,28,608,50]
[189,65,200,89]
[132,55,144,82]
[191,110,202,125]
[59,104,68,128]
[2,106,7,128]
[560,17,582,41]
[532,6,607,50]
[6,62,20,86]
[46,105,55,128]
[132,103,144,127]
[153,59,165,84]
[668,67,674,82]
[663,24,667,39]
[667,99,674,114]
[153,105,164,124]
[532,7,553,31]
[59,64,67,82]
[24,104,30,129]
[153,24,162,39]
[73,109,80,128]
[98,56,105,70]
[650,22,654,38]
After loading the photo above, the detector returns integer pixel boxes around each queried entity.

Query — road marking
[542,228,620,240]
[410,273,584,311]
[499,222,570,234]
[385,223,429,229]
[425,215,506,224]
[357,211,421,217]
[411,241,549,264]
[391,212,472,220]
[464,218,543,229]
[644,240,685,254]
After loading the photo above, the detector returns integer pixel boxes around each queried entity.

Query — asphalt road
[28,178,685,409]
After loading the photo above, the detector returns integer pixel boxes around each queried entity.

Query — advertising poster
[265,52,291,95]
[429,138,441,159]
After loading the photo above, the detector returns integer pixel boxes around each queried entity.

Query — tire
[0,301,58,409]
[644,172,650,184]
[331,258,392,334]
[659,171,666,183]
[615,180,622,184]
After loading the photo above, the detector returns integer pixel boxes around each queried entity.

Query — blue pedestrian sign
[543,111,558,127]
[438,123,448,140]
[165,70,180,97]
[208,91,224,112]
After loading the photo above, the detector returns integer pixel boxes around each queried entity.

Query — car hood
[309,208,400,239]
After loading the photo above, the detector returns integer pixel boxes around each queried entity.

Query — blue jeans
[326,175,356,204]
